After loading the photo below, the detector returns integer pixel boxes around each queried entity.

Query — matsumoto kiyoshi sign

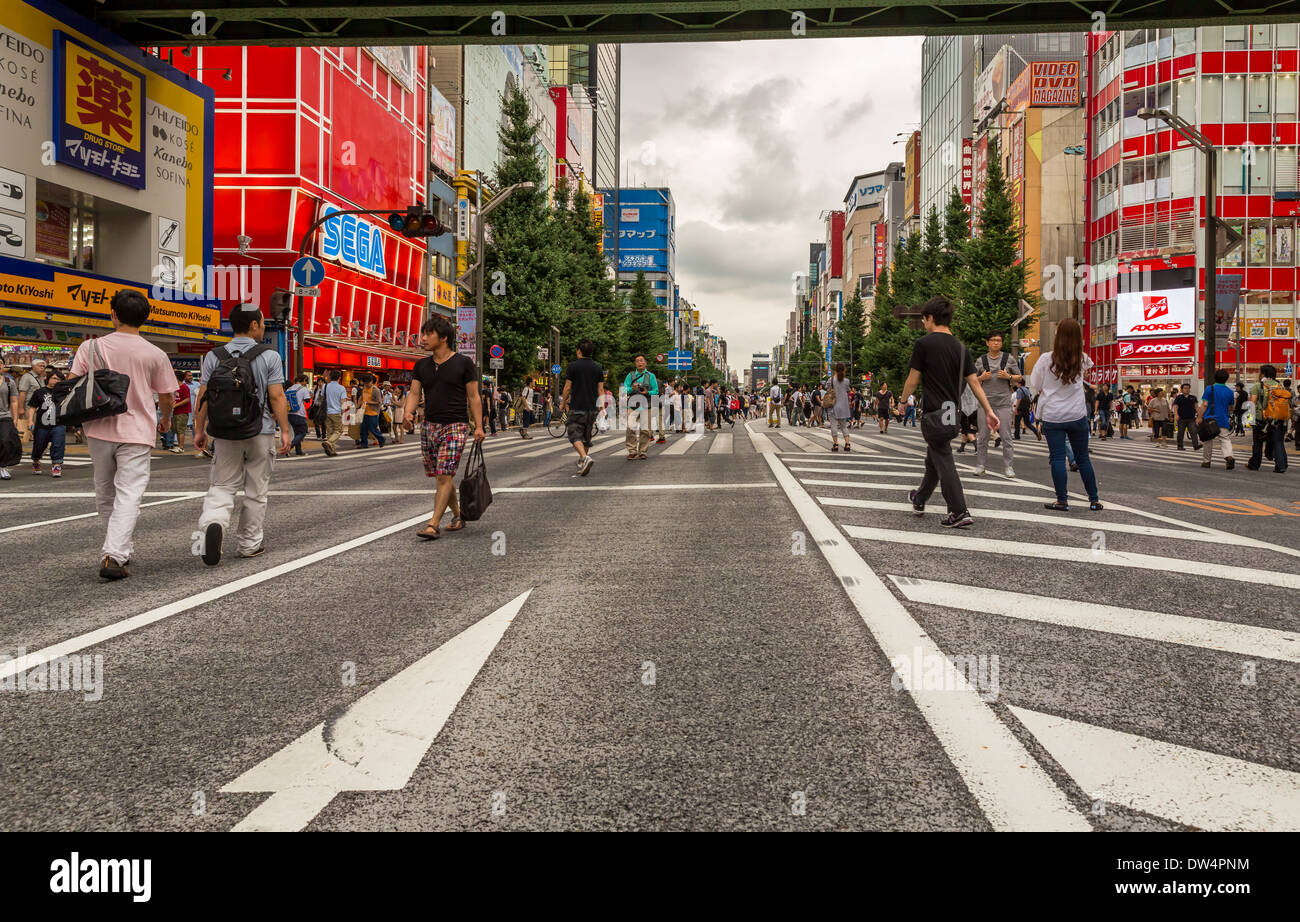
[1117,286,1196,339]
[319,204,388,279]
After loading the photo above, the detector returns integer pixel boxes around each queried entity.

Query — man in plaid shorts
[403,315,485,540]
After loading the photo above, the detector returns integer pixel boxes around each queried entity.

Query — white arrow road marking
[223,588,533,832]
[764,454,1090,831]
[890,576,1300,663]
[1010,706,1300,831]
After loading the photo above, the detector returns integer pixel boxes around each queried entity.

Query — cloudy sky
[620,36,923,366]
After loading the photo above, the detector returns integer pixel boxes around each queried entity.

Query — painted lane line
[495,482,777,493]
[0,494,206,535]
[279,444,421,464]
[225,589,532,831]
[799,478,1057,504]
[841,525,1300,590]
[0,492,199,499]
[516,438,583,459]
[709,433,733,455]
[0,511,436,683]
[1010,706,1300,832]
[764,453,1089,831]
[819,498,1247,546]
[660,432,704,455]
[744,424,779,454]
[890,576,1300,664]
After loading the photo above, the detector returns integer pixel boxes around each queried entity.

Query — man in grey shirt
[973,330,1022,477]
[192,305,291,565]
[17,357,45,443]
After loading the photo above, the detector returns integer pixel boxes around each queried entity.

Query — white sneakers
[973,465,986,476]
[1005,466,1016,478]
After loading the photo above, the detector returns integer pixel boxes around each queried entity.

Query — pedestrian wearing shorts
[559,338,605,476]
[829,363,852,452]
[404,315,484,540]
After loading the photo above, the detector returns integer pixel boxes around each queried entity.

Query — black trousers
[1248,421,1288,472]
[916,427,967,514]
[1174,417,1199,449]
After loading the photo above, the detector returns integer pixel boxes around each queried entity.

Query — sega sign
[1117,286,1195,338]
[319,204,388,279]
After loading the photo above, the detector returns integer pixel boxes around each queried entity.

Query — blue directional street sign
[667,349,693,370]
[291,256,325,288]
[551,364,562,374]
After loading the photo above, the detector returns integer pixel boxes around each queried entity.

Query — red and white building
[1085,24,1300,390]
[167,44,440,382]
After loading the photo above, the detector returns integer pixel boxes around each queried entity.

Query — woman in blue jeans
[1027,318,1103,511]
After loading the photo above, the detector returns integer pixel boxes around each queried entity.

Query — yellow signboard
[433,278,456,310]
[0,272,219,329]
[56,32,146,188]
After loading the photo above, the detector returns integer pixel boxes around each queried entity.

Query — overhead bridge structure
[62,1,1300,47]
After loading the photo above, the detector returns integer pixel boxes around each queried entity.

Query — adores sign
[1117,286,1195,338]
[319,204,388,279]
[1117,336,1195,360]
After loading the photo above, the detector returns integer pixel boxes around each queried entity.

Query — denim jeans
[289,415,308,453]
[1042,416,1099,504]
[359,413,385,447]
[32,425,66,464]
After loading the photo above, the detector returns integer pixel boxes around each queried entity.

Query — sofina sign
[319,203,387,278]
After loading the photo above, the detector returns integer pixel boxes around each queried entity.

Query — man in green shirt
[622,354,659,460]
[1246,364,1288,473]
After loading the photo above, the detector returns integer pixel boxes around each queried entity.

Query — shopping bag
[458,440,492,521]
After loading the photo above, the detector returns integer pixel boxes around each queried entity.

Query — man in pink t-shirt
[70,290,177,580]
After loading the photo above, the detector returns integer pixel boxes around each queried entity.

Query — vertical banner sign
[874,222,887,279]
[1214,273,1243,339]
[961,138,973,210]
[54,32,146,189]
[456,306,476,359]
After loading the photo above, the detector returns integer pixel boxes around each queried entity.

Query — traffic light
[387,205,447,238]
[268,287,292,324]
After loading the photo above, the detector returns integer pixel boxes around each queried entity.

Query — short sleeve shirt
[908,332,975,415]
[414,352,479,424]
[71,331,178,446]
[976,352,1021,408]
[200,337,284,435]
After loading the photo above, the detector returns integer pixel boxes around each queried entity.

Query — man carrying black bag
[897,296,1001,529]
[0,369,21,480]
[68,290,178,579]
[403,316,485,540]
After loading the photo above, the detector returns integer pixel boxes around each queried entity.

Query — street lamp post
[1138,107,1216,393]
[457,180,536,370]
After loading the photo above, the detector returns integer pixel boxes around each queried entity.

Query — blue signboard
[320,204,387,278]
[292,256,325,287]
[667,349,693,370]
[602,189,674,275]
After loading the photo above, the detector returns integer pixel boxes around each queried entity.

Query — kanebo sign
[1117,286,1195,338]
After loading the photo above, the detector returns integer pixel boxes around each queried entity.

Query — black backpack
[202,344,272,440]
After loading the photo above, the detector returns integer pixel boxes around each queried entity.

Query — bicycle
[548,409,569,438]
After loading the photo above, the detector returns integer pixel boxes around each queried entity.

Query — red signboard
[1117,336,1196,360]
[961,138,973,209]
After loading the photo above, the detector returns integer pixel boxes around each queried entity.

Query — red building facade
[1085,25,1300,389]
[170,44,433,380]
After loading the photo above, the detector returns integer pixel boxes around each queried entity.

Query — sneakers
[0,468,10,480]
[238,545,265,559]
[32,461,41,474]
[322,442,336,457]
[201,523,223,566]
[1225,457,1235,470]
[638,453,648,460]
[940,511,974,528]
[973,465,986,476]
[578,456,594,476]
[656,437,667,444]
[169,445,184,454]
[1004,466,1016,478]
[52,464,61,478]
[99,556,129,580]
[908,489,925,517]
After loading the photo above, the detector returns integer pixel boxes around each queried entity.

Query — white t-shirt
[1029,351,1094,423]
[769,385,782,403]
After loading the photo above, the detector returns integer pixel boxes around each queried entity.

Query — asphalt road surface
[1,418,1297,831]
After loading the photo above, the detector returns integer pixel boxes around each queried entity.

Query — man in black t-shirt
[559,338,605,476]
[403,315,484,540]
[1171,383,1201,450]
[897,296,1000,528]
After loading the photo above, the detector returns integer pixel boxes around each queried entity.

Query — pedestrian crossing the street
[768,444,1300,832]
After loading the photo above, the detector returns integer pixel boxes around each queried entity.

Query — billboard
[1117,336,1195,360]
[429,83,456,175]
[974,46,1007,123]
[1117,286,1196,339]
[873,222,887,279]
[845,172,886,217]
[961,138,973,208]
[1007,61,1081,111]
[606,195,672,274]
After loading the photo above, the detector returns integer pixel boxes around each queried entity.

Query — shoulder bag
[458,440,492,521]
[52,338,130,427]
[1197,388,1221,442]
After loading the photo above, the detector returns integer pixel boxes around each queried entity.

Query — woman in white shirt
[1028,318,1103,512]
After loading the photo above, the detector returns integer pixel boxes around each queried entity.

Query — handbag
[0,416,20,467]
[51,338,130,427]
[1197,388,1221,442]
[458,440,492,521]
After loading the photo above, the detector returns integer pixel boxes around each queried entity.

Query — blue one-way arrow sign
[292,256,325,288]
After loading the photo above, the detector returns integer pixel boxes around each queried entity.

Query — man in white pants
[69,291,178,580]
[192,305,292,564]
[973,331,1022,478]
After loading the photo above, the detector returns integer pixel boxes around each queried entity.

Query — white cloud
[622,36,923,366]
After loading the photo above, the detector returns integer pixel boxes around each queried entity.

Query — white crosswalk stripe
[770,448,1300,831]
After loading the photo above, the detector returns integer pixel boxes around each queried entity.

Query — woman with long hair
[1029,318,1103,512]
[829,362,853,452]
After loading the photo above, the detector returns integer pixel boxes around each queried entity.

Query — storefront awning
[305,335,425,363]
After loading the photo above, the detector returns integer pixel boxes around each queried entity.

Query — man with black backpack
[192,305,292,565]
[973,331,1022,478]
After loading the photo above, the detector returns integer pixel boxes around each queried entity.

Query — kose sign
[1117,286,1195,338]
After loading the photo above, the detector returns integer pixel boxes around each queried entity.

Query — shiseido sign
[1117,336,1195,359]
[1117,286,1195,338]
